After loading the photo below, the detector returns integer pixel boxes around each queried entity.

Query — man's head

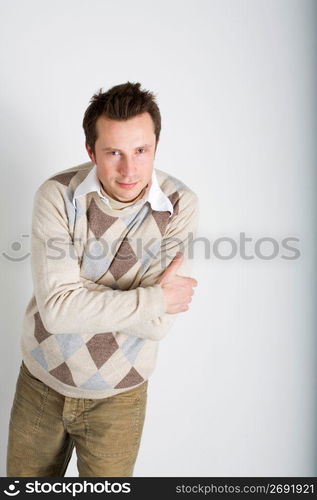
[82,81,161,203]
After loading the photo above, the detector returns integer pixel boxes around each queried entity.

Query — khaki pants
[6,361,148,477]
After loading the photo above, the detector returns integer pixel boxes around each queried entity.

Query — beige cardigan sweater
[20,161,199,398]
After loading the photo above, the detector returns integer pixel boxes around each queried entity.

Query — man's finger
[161,252,184,280]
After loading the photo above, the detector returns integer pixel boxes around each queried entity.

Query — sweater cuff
[145,284,167,318]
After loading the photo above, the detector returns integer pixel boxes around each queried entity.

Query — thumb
[160,252,184,282]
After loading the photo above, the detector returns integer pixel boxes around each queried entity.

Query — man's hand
[156,252,198,314]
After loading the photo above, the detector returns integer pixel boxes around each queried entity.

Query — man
[6,81,199,477]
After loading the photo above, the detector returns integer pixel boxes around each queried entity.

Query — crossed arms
[31,181,199,341]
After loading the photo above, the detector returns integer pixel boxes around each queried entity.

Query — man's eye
[108,149,145,155]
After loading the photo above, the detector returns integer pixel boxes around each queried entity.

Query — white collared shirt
[72,164,173,216]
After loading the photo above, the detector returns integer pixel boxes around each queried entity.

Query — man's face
[85,112,157,203]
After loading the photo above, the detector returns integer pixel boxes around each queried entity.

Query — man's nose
[117,156,138,178]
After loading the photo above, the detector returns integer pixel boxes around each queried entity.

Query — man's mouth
[116,181,139,189]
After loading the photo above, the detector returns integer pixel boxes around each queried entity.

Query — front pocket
[10,363,49,434]
[84,382,148,458]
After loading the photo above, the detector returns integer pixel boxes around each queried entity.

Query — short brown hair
[82,81,161,155]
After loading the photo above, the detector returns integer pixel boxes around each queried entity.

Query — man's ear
[85,143,95,163]
[154,138,159,156]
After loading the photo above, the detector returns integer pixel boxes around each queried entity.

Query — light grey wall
[0,0,316,477]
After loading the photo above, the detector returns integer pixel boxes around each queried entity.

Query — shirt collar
[72,164,174,216]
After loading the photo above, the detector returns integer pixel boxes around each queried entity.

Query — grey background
[0,0,316,476]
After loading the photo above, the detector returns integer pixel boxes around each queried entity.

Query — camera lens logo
[4,481,20,496]
[2,235,30,262]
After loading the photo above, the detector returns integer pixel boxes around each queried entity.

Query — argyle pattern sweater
[20,161,199,398]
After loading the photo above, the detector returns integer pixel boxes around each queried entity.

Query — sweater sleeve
[81,190,199,341]
[31,182,167,336]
